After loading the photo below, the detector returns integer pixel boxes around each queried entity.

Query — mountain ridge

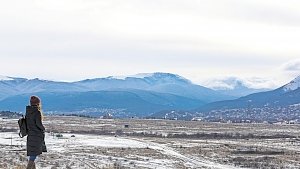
[149,75,300,121]
[2,72,295,118]
[0,72,235,102]
[0,72,232,116]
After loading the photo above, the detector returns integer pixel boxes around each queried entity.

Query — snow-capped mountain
[76,73,190,90]
[1,73,298,117]
[0,72,234,116]
[0,77,84,99]
[110,73,189,82]
[283,76,300,92]
[0,75,13,81]
[74,72,234,102]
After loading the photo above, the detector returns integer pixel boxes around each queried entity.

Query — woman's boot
[26,160,36,169]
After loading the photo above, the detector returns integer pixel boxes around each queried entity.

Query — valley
[0,116,299,169]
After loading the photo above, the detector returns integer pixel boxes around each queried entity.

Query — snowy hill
[283,76,300,92]
[0,73,228,103]
[74,72,234,102]
[0,72,234,116]
[110,73,189,82]
[0,75,13,81]
[0,77,84,100]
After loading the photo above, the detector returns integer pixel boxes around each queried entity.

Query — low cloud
[282,59,300,72]
[203,76,277,90]
[243,77,278,89]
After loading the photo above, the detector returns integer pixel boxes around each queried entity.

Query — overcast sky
[0,0,299,88]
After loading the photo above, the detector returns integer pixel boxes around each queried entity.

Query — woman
[26,96,47,169]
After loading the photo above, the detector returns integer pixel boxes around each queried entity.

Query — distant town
[2,104,299,124]
[158,104,300,124]
[193,104,300,124]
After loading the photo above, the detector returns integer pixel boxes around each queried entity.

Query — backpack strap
[18,131,23,138]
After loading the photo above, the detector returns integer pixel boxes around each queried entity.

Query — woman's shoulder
[26,105,41,114]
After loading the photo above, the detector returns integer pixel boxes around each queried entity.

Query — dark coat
[26,105,46,156]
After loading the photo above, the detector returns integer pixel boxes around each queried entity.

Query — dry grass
[1,116,299,169]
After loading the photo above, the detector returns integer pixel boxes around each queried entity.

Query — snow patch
[110,73,154,80]
[74,134,149,148]
[109,72,188,81]
[283,76,300,91]
[0,75,13,81]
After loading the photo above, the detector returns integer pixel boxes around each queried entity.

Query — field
[0,116,299,169]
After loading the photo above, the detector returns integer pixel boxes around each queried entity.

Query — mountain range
[0,73,234,116]
[150,75,300,121]
[0,73,298,118]
[197,75,300,112]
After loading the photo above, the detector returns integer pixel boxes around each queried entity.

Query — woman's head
[30,95,43,120]
[30,95,41,106]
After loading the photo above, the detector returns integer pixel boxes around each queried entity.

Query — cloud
[281,59,300,81]
[243,77,278,89]
[282,59,300,72]
[229,0,300,26]
[202,76,278,90]
[0,0,299,82]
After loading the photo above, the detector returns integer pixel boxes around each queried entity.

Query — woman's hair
[30,95,41,106]
[30,95,44,120]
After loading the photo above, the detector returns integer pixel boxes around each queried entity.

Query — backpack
[18,115,28,138]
